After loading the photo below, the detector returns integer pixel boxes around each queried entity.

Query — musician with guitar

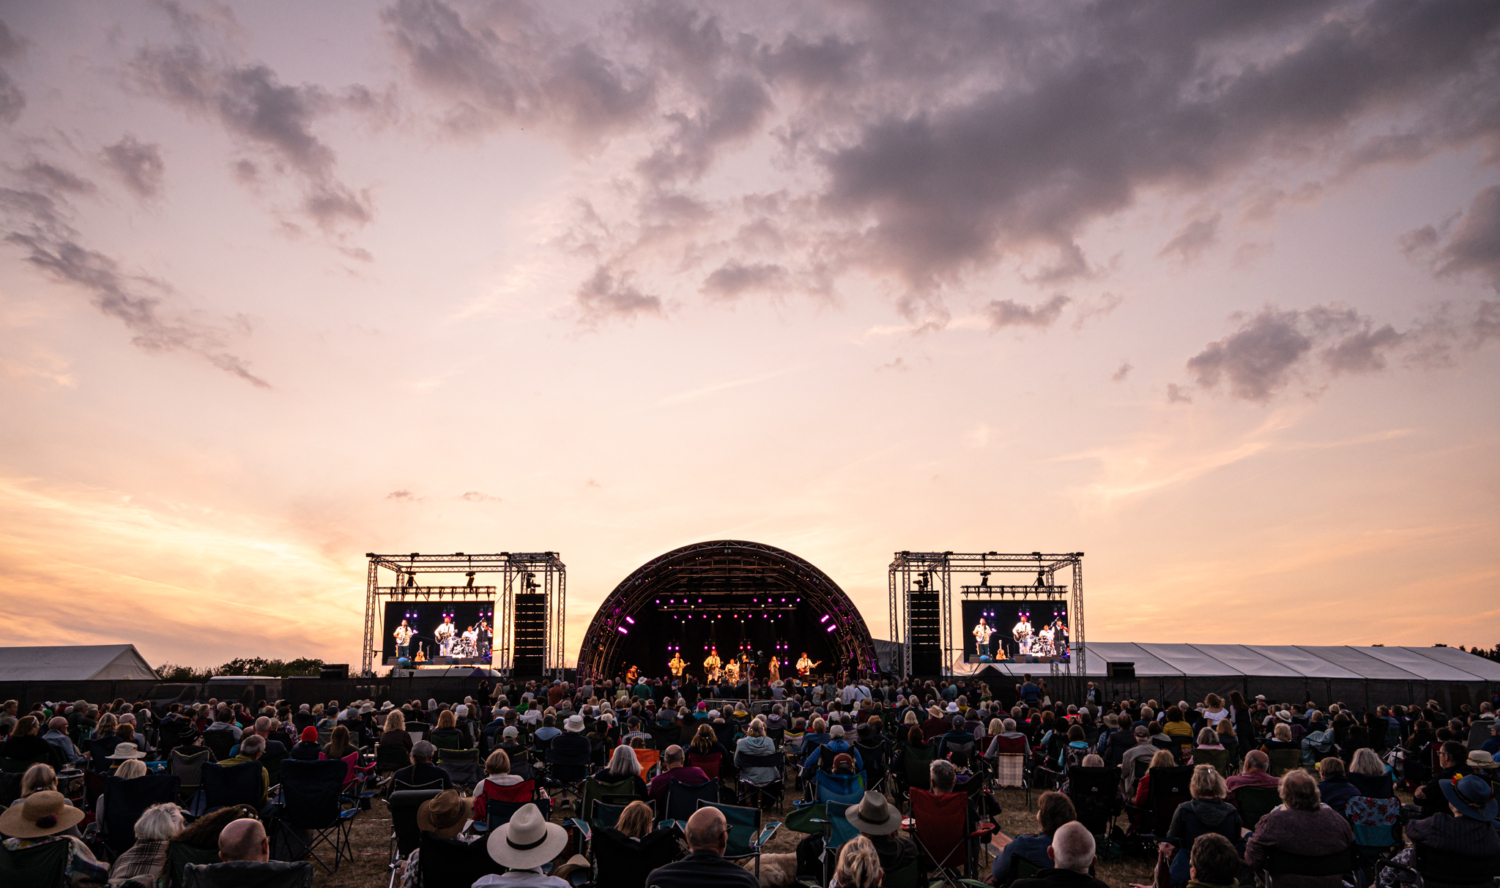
[703,647,722,681]
[668,652,686,677]
[796,652,822,677]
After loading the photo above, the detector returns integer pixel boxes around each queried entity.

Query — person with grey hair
[1008,822,1107,888]
[1245,770,1353,887]
[218,734,271,806]
[108,802,184,885]
[929,759,957,794]
[393,739,453,790]
[41,716,83,765]
[648,744,707,803]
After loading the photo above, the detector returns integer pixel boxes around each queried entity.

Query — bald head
[684,806,727,854]
[1243,750,1269,772]
[48,717,68,732]
[1048,822,1096,872]
[218,818,269,862]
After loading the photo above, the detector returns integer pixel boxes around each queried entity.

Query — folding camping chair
[734,751,786,810]
[1124,766,1192,839]
[1346,796,1400,876]
[545,741,593,808]
[477,778,540,831]
[386,788,443,888]
[908,788,991,887]
[1064,766,1121,838]
[696,799,779,877]
[416,830,505,888]
[811,769,865,806]
[1266,749,1302,778]
[897,744,935,805]
[0,833,69,886]
[200,761,264,814]
[97,771,182,857]
[662,777,720,824]
[274,759,359,874]
[1234,786,1281,832]
[170,748,213,804]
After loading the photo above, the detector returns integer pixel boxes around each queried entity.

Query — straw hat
[486,803,567,869]
[1466,750,1500,771]
[415,790,470,840]
[563,715,585,733]
[844,791,901,835]
[0,791,84,838]
[107,742,146,760]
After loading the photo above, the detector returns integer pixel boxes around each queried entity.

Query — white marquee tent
[974,643,1500,710]
[0,645,157,682]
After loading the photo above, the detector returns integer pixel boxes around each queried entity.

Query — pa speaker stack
[513,590,547,676]
[909,587,942,675]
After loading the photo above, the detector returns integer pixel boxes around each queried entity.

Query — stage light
[625,616,635,624]
[406,575,415,588]
[826,623,837,632]
[819,615,829,623]
[617,627,629,634]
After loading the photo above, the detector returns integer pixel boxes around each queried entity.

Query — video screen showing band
[961,599,1069,662]
[384,602,495,663]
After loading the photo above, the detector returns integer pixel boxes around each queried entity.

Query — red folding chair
[687,751,722,782]
[908,788,991,887]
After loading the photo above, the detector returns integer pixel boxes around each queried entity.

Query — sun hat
[0,791,85,838]
[1440,774,1498,823]
[1466,750,1499,771]
[1276,711,1292,723]
[416,790,470,839]
[945,702,959,713]
[844,791,901,836]
[381,701,395,711]
[107,742,146,760]
[301,727,319,742]
[487,802,568,869]
[563,715,585,733]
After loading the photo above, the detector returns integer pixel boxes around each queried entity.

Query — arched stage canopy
[577,540,878,681]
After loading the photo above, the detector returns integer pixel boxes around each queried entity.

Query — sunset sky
[1,1,1497,672]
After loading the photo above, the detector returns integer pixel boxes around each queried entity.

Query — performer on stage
[739,653,753,683]
[460,623,479,657]
[394,619,414,661]
[1012,614,1033,656]
[1037,623,1054,656]
[625,664,640,683]
[703,647,722,680]
[724,659,739,683]
[477,618,492,658]
[435,616,456,657]
[972,618,994,659]
[768,654,780,680]
[795,652,822,677]
[669,652,686,677]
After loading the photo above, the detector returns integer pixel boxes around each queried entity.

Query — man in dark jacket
[1009,822,1109,888]
[1414,740,1470,818]
[1314,757,1360,816]
[645,807,758,888]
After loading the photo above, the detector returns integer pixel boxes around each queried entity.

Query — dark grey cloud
[1431,186,1500,288]
[0,167,268,387]
[0,19,26,125]
[700,260,787,300]
[1186,304,1417,401]
[130,40,372,229]
[984,294,1070,330]
[381,0,654,144]
[1157,214,1221,264]
[1111,362,1132,382]
[575,265,664,325]
[101,137,165,199]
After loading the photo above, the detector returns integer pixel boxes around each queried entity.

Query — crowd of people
[0,672,1497,887]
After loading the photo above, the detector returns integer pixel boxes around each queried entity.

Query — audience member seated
[288,726,321,760]
[552,715,593,762]
[10,763,76,813]
[430,709,464,749]
[0,790,108,884]
[1120,727,1157,794]
[1314,757,1360,816]
[648,745,707,803]
[1245,770,1353,888]
[1159,765,1241,885]
[216,734,270,807]
[845,791,918,875]
[734,719,779,785]
[641,806,759,888]
[833,836,884,888]
[1,716,63,768]
[1414,741,1470,818]
[596,746,649,798]
[992,791,1078,883]
[477,801,574,888]
[1378,774,1500,886]
[1007,822,1109,888]
[1224,750,1279,805]
[1132,750,1179,808]
[394,740,453,791]
[1261,722,1299,752]
[1346,748,1395,799]
[108,801,183,887]
[96,758,149,827]
[594,800,682,888]
[380,710,414,755]
[41,717,83,766]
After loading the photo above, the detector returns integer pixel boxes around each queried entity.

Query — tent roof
[962,643,1500,683]
[0,645,157,682]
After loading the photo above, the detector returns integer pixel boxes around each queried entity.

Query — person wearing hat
[1383,774,1500,882]
[643,806,759,888]
[289,725,322,760]
[0,791,109,885]
[806,724,863,773]
[844,791,919,874]
[551,713,591,762]
[477,802,572,888]
[1415,740,1473,818]
[396,790,480,888]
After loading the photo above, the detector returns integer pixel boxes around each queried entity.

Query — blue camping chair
[812,770,865,805]
[274,759,358,874]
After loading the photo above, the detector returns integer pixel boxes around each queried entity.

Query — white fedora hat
[486,803,567,869]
